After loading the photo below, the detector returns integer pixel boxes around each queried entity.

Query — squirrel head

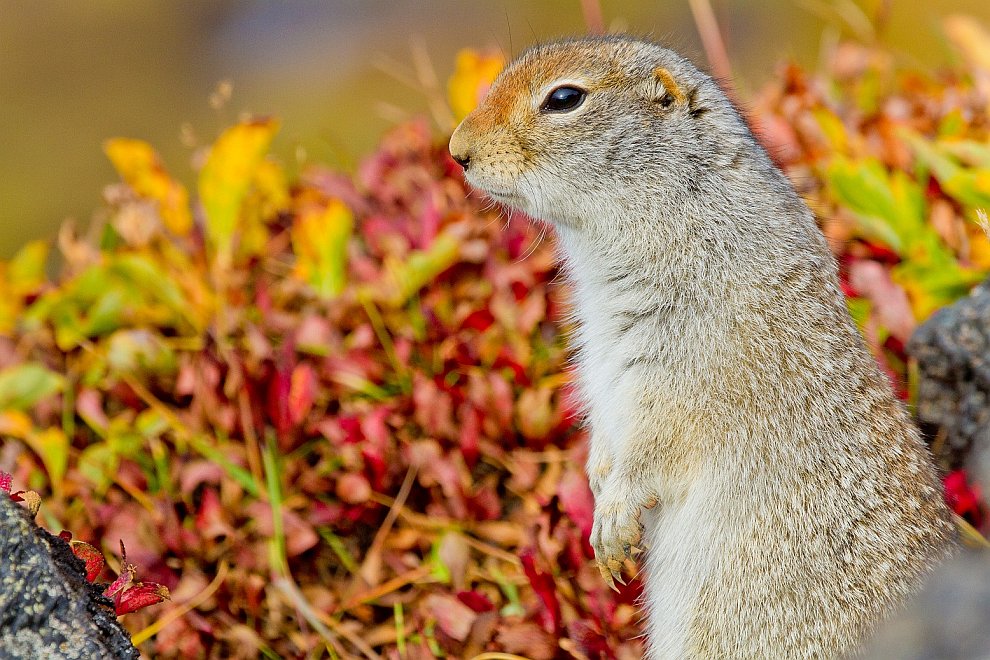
[449,36,751,229]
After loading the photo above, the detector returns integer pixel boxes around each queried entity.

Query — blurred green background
[2,0,988,257]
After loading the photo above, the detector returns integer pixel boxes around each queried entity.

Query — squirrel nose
[449,121,474,171]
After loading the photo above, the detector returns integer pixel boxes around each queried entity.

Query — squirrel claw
[598,563,619,591]
[590,489,648,590]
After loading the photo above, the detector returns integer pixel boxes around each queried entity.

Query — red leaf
[558,468,595,542]
[458,404,481,468]
[195,487,233,540]
[568,620,614,658]
[70,540,106,582]
[457,590,494,613]
[103,541,170,615]
[847,259,915,343]
[461,308,494,332]
[113,581,171,615]
[104,544,137,601]
[944,469,984,527]
[336,473,372,504]
[0,471,11,494]
[267,365,293,439]
[288,362,317,426]
[520,549,561,635]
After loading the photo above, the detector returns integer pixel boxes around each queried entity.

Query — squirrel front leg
[589,400,675,590]
[591,459,660,590]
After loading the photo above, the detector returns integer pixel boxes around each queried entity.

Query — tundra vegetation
[1,17,988,659]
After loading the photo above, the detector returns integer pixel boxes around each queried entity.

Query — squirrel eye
[540,86,586,113]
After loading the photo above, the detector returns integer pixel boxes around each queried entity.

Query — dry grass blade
[131,560,230,646]
[356,464,418,587]
[955,513,990,550]
[274,577,381,660]
[339,564,434,611]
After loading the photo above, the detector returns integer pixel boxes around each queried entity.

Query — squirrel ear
[641,67,685,108]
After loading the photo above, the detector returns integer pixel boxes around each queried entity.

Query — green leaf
[383,231,461,307]
[105,329,177,375]
[942,169,990,211]
[846,297,871,332]
[291,200,353,298]
[941,140,990,168]
[0,363,64,411]
[78,442,117,493]
[429,535,453,584]
[901,129,962,183]
[901,130,990,210]
[108,254,187,316]
[826,157,923,252]
[80,289,127,337]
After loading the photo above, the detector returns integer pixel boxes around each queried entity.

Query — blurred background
[2,0,989,257]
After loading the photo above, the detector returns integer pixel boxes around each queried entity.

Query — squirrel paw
[590,489,650,591]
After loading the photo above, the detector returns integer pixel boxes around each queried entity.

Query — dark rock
[908,280,990,475]
[0,495,138,660]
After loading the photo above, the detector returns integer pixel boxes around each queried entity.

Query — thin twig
[238,388,267,499]
[688,0,736,96]
[409,35,457,131]
[579,0,605,34]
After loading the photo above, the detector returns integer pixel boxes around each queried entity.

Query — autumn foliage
[1,19,990,659]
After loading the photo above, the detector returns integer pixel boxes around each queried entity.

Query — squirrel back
[450,36,956,658]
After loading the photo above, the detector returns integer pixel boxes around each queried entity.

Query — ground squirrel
[449,36,956,658]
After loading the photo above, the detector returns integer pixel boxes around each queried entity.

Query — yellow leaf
[198,118,280,265]
[967,223,990,269]
[241,158,291,258]
[447,49,504,123]
[22,427,69,488]
[17,490,42,516]
[812,109,848,154]
[895,278,932,320]
[0,410,33,438]
[292,199,353,297]
[0,277,15,335]
[104,138,192,235]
